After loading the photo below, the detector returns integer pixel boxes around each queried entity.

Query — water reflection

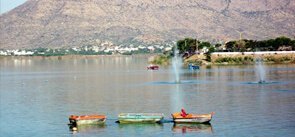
[172,123,213,134]
[148,80,201,85]
[12,58,33,66]
[118,123,164,132]
[244,81,280,84]
[1,56,295,137]
[69,124,106,133]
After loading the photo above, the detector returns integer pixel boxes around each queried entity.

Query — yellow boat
[172,112,214,124]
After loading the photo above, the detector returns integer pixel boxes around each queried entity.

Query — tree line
[176,36,295,54]
[225,36,295,52]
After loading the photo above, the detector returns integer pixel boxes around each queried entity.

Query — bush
[150,54,170,65]
[214,56,254,64]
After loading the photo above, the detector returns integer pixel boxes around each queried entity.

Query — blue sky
[0,0,26,14]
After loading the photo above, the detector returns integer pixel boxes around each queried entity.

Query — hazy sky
[0,0,26,14]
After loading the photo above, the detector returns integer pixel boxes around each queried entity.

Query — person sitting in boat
[181,108,188,117]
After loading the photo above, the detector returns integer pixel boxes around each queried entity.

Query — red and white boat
[172,109,214,124]
[69,114,106,126]
[147,65,159,70]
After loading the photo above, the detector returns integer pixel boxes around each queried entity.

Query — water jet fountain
[148,45,199,85]
[248,54,278,84]
[255,57,266,84]
[171,46,183,84]
[170,45,185,112]
[243,54,279,85]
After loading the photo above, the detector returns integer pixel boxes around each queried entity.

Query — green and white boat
[118,113,164,123]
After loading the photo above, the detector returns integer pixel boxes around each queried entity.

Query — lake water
[0,56,294,137]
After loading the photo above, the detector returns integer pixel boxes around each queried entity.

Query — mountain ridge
[1,0,294,49]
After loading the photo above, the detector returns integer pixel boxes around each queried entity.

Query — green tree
[205,46,215,62]
[225,41,236,52]
[235,40,246,52]
[291,40,295,49]
[215,43,222,48]
[35,47,47,52]
[273,36,292,50]
[199,42,211,49]
[244,39,256,51]
[176,38,198,54]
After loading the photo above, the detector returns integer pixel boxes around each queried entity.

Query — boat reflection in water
[172,123,213,134]
[69,124,106,133]
[118,123,163,132]
[118,123,163,127]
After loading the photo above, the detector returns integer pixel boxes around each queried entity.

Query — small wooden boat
[172,112,214,124]
[118,113,164,123]
[69,114,106,126]
[147,65,159,70]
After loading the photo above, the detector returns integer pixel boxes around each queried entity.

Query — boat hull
[172,112,213,124]
[75,118,106,125]
[69,115,106,126]
[147,65,159,70]
[188,64,200,70]
[173,118,211,123]
[118,113,164,123]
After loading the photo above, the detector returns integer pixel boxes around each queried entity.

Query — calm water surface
[0,56,294,137]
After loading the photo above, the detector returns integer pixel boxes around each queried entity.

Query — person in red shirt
[181,108,188,117]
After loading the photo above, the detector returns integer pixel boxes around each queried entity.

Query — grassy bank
[148,54,170,65]
[211,52,295,65]
[150,52,295,66]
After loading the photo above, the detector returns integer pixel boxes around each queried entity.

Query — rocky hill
[1,0,294,49]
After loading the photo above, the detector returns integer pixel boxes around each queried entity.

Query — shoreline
[210,51,295,65]
[1,52,294,66]
[0,54,157,59]
[151,51,295,66]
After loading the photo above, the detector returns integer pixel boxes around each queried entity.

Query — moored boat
[118,113,164,123]
[172,109,214,123]
[69,114,106,126]
[188,63,200,70]
[147,65,159,70]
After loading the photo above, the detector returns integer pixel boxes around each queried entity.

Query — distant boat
[69,114,106,126]
[188,63,199,70]
[147,65,159,70]
[172,112,214,124]
[118,113,164,123]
